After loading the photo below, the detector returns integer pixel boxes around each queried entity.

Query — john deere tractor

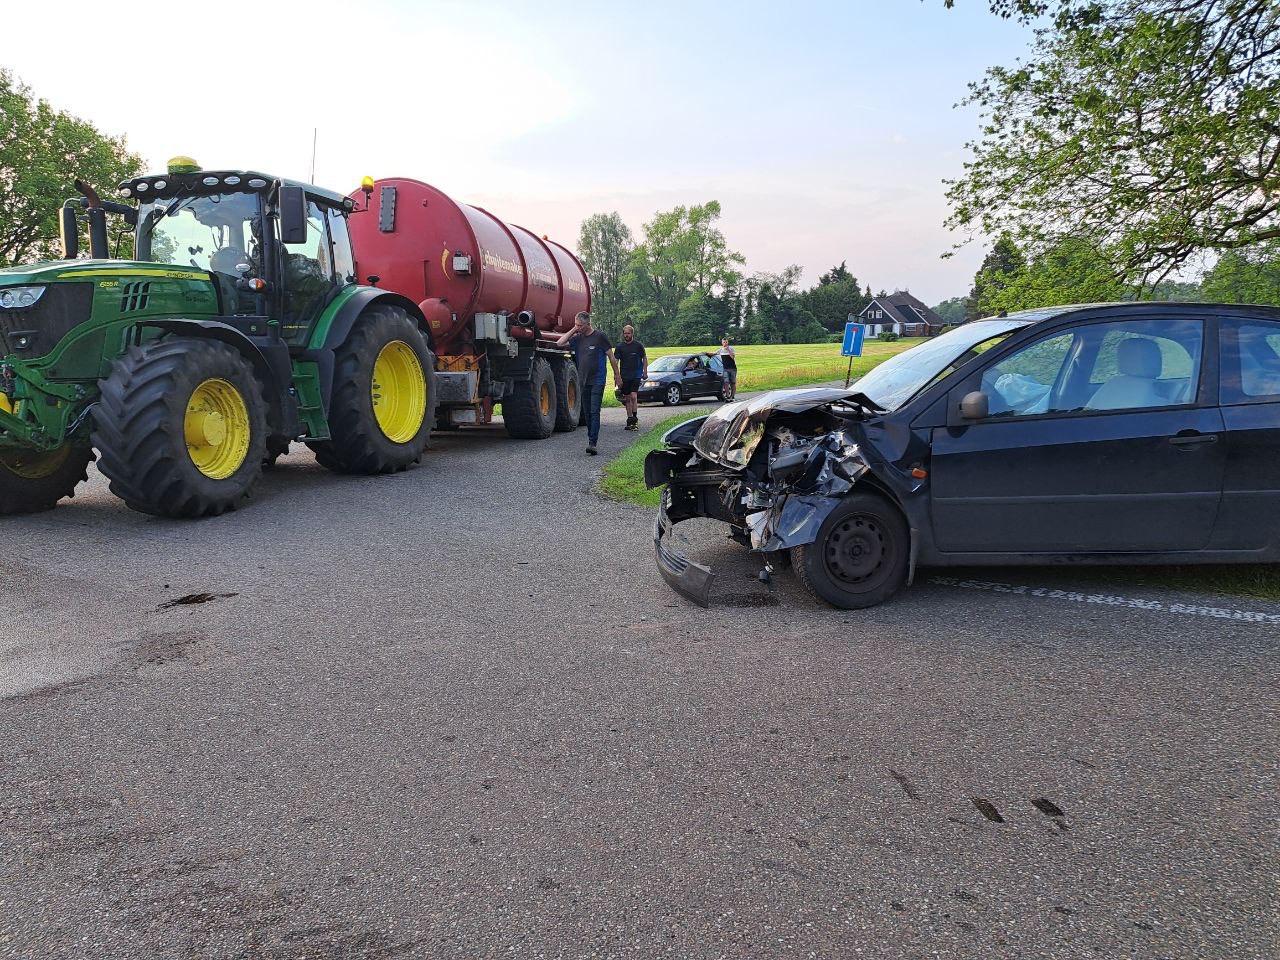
[0,158,436,518]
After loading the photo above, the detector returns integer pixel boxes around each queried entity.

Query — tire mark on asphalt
[887,768,923,801]
[971,798,1005,823]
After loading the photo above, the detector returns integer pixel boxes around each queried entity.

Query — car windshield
[650,355,693,373]
[135,192,263,278]
[852,318,1032,410]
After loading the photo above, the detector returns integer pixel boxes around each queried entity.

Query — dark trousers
[583,381,605,445]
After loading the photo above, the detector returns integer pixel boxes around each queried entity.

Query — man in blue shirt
[553,312,620,455]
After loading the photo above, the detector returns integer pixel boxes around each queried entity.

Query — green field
[600,339,924,407]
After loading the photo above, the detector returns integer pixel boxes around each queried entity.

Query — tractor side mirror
[960,390,990,420]
[278,185,308,245]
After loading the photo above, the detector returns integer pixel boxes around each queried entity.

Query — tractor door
[279,198,347,345]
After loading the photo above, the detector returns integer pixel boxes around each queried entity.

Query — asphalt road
[1,398,1276,959]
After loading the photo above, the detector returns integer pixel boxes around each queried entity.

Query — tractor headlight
[0,286,45,310]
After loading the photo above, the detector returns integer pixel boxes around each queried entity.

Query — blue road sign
[841,322,865,357]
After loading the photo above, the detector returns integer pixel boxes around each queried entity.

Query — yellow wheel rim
[566,380,577,411]
[372,340,427,443]
[0,445,70,480]
[539,382,552,417]
[185,378,251,480]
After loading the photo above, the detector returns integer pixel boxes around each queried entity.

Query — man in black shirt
[553,312,620,455]
[613,324,648,431]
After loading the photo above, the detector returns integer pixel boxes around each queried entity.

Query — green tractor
[0,158,436,518]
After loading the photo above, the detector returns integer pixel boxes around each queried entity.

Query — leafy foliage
[1200,242,1280,303]
[0,69,142,267]
[577,212,634,339]
[945,0,1280,286]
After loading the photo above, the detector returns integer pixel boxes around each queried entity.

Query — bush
[827,333,845,343]
[879,331,900,342]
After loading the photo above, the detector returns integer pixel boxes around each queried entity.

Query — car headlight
[0,286,46,310]
[643,380,659,388]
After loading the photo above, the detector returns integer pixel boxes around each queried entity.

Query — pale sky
[6,1,1031,303]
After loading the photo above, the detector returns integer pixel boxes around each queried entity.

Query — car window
[980,333,1075,417]
[1083,321,1202,410]
[977,318,1204,417]
[1221,318,1280,404]
[708,355,725,375]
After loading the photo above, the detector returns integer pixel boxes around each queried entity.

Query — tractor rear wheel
[94,338,268,517]
[0,443,94,515]
[503,357,556,439]
[308,305,436,474]
[552,359,580,433]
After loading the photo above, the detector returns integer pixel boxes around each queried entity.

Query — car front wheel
[663,384,682,406]
[792,493,909,609]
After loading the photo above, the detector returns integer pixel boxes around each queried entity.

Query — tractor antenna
[309,128,317,183]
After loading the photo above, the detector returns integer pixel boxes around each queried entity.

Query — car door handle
[1169,431,1219,448]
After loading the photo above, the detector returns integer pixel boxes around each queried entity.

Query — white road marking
[928,575,1280,625]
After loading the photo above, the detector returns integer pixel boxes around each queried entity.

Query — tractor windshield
[136,193,264,273]
[135,192,264,313]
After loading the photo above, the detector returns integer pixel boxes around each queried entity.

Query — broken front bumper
[653,493,713,608]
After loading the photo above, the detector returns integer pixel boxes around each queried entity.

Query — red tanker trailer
[347,177,591,439]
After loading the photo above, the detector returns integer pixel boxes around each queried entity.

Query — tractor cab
[119,160,359,345]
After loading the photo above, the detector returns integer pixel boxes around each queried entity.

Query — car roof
[986,301,1280,327]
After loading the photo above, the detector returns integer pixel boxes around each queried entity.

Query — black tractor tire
[503,356,557,439]
[0,443,94,515]
[307,305,437,475]
[94,338,268,518]
[552,359,580,433]
[662,383,683,406]
[792,493,909,609]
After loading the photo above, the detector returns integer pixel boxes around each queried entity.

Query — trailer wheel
[503,357,556,439]
[94,338,267,518]
[308,304,437,475]
[552,359,580,433]
[792,493,909,609]
[0,443,94,515]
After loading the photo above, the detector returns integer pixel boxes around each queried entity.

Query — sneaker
[586,444,598,456]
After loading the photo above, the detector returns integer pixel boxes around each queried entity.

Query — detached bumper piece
[654,497,713,607]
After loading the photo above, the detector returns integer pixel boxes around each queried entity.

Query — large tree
[1200,243,1280,303]
[799,262,871,332]
[625,201,744,342]
[0,69,142,267]
[945,0,1280,287]
[577,212,634,339]
[967,234,1026,318]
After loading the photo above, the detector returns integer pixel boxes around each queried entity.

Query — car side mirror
[960,390,990,420]
[278,185,308,245]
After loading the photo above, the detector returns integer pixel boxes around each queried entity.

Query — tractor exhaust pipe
[75,179,111,260]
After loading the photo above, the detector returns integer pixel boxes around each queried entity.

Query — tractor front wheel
[0,443,94,515]
[308,305,436,474]
[94,338,268,518]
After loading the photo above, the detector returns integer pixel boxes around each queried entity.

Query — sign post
[841,322,865,387]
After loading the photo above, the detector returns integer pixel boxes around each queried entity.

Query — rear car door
[1213,316,1280,552]
[929,315,1225,554]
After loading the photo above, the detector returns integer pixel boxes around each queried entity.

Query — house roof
[859,291,946,328]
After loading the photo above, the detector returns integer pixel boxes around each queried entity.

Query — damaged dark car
[644,303,1280,608]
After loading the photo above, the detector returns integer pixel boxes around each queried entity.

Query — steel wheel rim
[372,340,427,443]
[540,382,552,417]
[185,378,251,480]
[567,379,578,410]
[0,444,71,480]
[823,515,889,585]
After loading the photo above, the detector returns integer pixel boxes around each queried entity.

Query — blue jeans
[583,381,605,445]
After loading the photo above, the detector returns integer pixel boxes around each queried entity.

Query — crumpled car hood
[692,387,883,468]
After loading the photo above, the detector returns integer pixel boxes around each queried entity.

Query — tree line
[576,204,922,345]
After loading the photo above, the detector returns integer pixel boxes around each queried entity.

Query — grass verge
[598,409,712,509]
